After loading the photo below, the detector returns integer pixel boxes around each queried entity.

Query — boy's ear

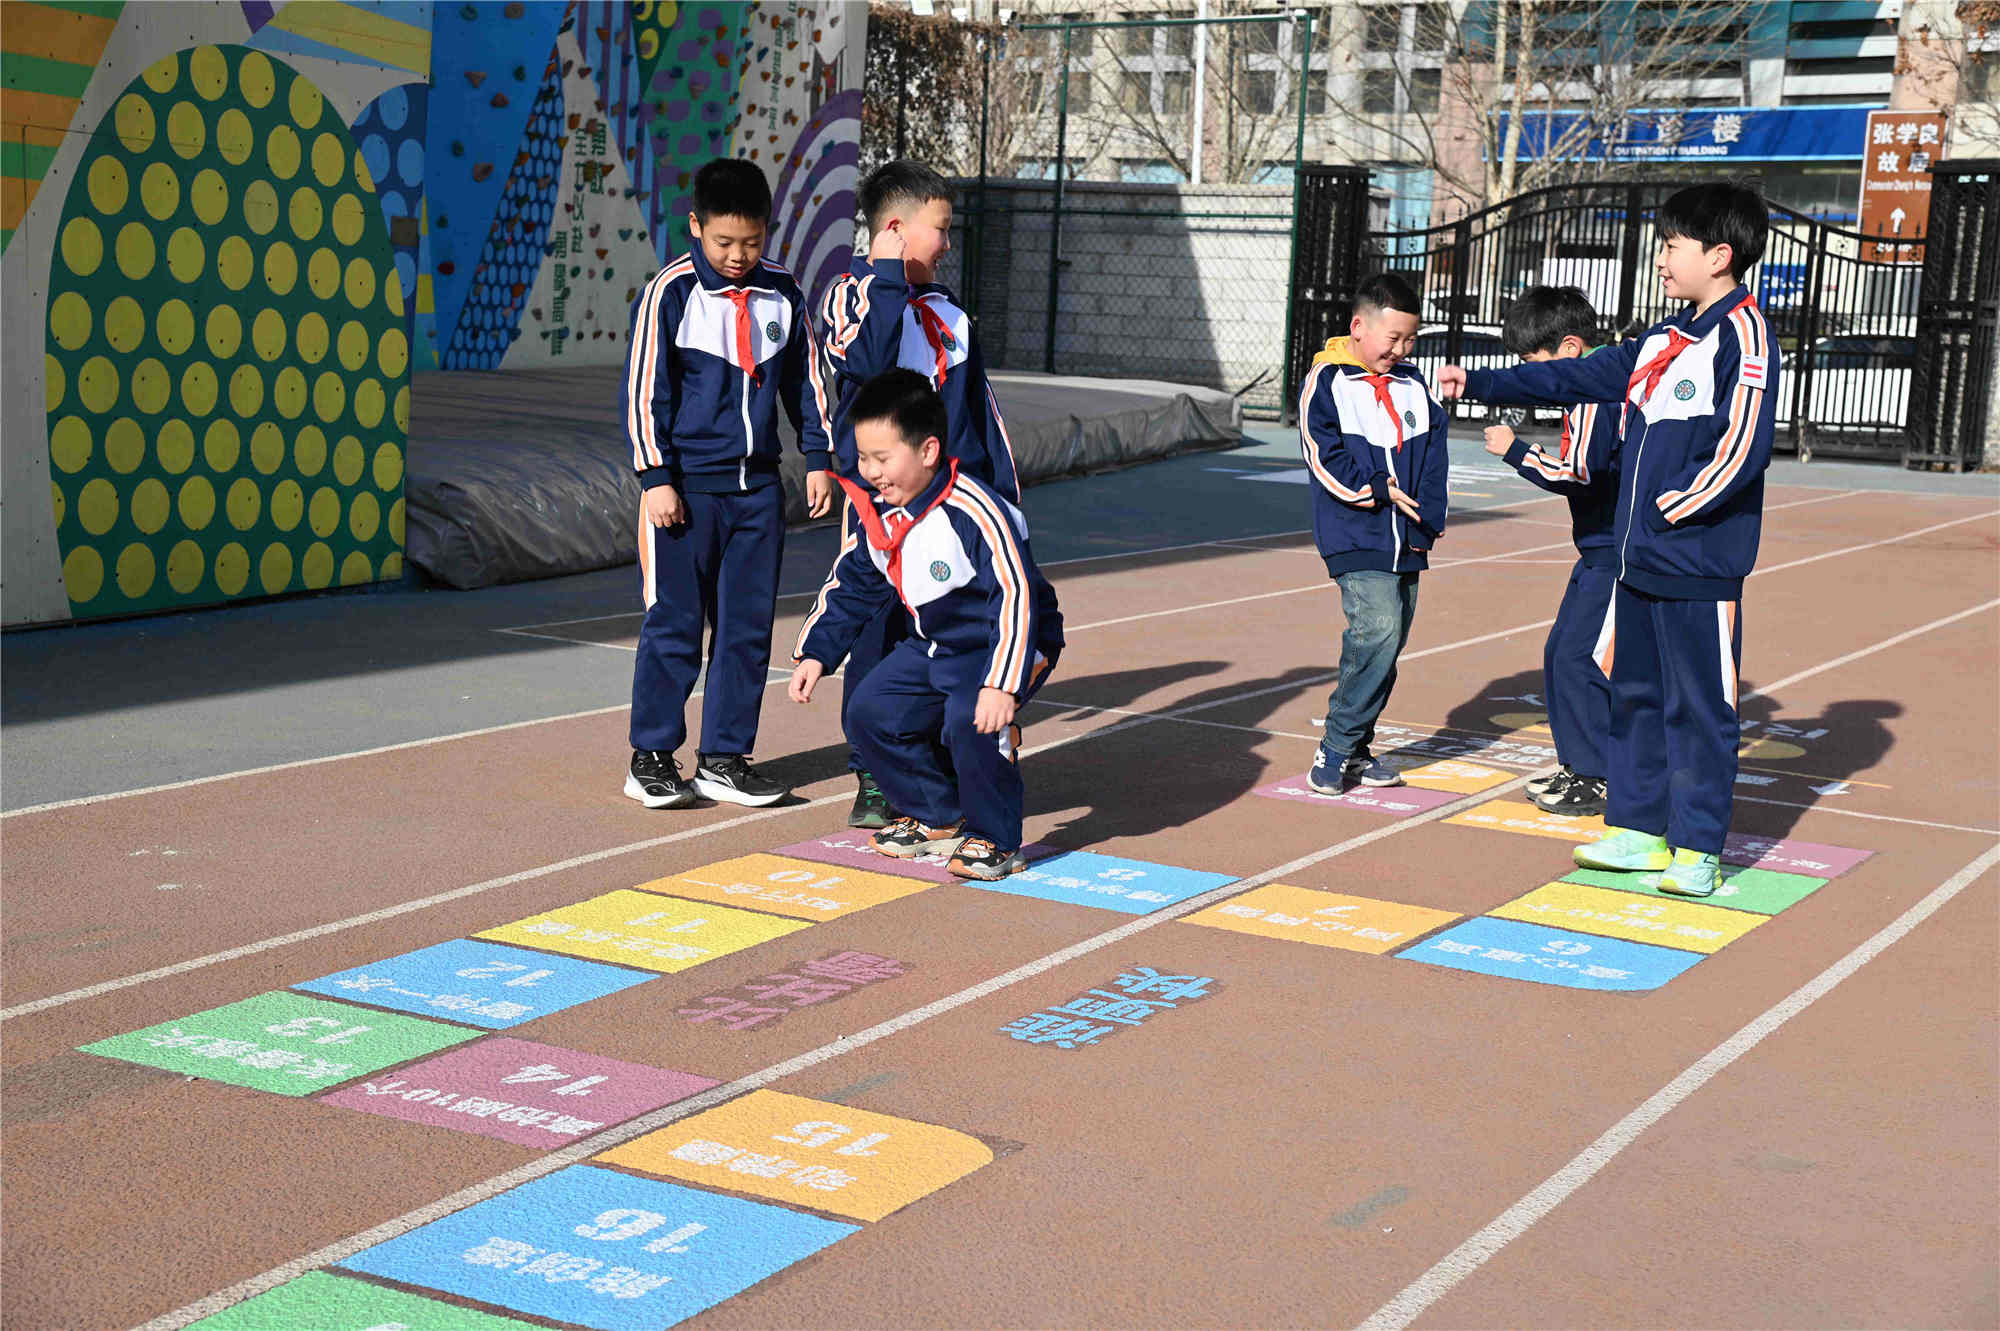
[1558,334,1585,358]
[922,435,943,467]
[1706,241,1734,278]
[687,212,702,240]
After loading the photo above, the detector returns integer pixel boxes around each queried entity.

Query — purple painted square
[320,1037,717,1148]
[1253,778,1461,817]
[1722,834,1873,879]
[774,831,1060,884]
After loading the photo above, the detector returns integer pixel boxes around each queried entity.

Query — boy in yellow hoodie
[1294,274,1451,793]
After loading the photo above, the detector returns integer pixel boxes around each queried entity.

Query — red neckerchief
[722,288,761,386]
[913,299,955,386]
[835,459,960,597]
[1629,290,1756,407]
[1360,372,1403,451]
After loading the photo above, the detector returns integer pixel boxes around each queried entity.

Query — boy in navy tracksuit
[790,371,1061,881]
[1480,285,1623,818]
[620,158,837,810]
[814,160,1022,830]
[1441,183,1778,898]
[1297,273,1452,795]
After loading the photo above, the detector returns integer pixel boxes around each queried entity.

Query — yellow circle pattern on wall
[45,45,407,618]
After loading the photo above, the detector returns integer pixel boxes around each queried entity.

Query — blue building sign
[1498,106,1877,163]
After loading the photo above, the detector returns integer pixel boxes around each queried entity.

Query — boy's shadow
[1432,668,1903,841]
[1030,663,1337,852]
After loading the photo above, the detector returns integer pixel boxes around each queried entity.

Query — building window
[1411,66,1441,113]
[1239,18,1281,55]
[1789,16,1895,41]
[1162,69,1192,114]
[1413,3,1449,51]
[1067,69,1092,111]
[1121,70,1153,113]
[1363,68,1397,113]
[1165,23,1194,58]
[1787,55,1896,77]
[1125,16,1154,55]
[1306,68,1328,115]
[1364,5,1402,53]
[1242,68,1278,114]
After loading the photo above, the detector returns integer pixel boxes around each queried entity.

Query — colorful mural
[1,1,863,624]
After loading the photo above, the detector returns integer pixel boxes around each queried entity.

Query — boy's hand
[1385,475,1423,522]
[804,469,835,518]
[643,483,685,528]
[867,222,905,262]
[973,686,1016,734]
[1483,424,1515,456]
[1436,366,1467,400]
[789,659,824,704]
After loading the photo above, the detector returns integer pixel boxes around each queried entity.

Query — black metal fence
[1908,160,2000,472]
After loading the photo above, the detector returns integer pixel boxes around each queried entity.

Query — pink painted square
[320,1037,717,1148]
[774,831,1060,884]
[1722,834,1874,879]
[1253,778,1461,817]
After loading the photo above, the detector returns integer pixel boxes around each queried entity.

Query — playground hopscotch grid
[7,487,1992,1327]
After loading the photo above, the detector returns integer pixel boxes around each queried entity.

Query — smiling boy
[814,160,1022,830]
[1296,272,1452,795]
[1439,183,1778,897]
[791,371,1061,881]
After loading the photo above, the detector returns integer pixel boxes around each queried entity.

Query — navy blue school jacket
[1466,285,1778,601]
[1296,337,1451,576]
[794,463,1062,696]
[620,244,835,494]
[1499,360,1621,567]
[816,256,1021,502]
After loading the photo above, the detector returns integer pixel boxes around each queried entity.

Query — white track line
[1355,838,2000,1331]
[1733,797,1999,837]
[5,492,1893,820]
[127,596,2000,1328]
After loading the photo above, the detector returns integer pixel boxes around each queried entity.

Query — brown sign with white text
[1857,109,1948,264]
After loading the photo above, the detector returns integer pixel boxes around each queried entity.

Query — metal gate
[1289,179,1942,461]
[1282,165,1372,416]
[1908,160,2000,472]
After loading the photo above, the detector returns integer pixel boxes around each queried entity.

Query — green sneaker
[847,771,895,830]
[1658,848,1721,898]
[1573,826,1673,872]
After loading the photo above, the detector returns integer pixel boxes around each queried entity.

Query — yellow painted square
[1491,880,1765,953]
[1183,885,1459,954]
[1446,799,1608,842]
[477,890,809,973]
[636,854,933,922]
[1399,759,1513,795]
[596,1088,993,1222]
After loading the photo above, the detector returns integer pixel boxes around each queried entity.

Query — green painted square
[1563,865,1826,915]
[79,991,478,1097]
[188,1270,538,1330]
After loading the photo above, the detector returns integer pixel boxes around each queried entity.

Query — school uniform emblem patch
[1403,409,1416,428]
[765,320,782,341]
[1674,379,1697,400]
[929,560,952,581]
[939,330,957,350]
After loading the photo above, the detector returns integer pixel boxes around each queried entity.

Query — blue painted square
[1396,916,1704,991]
[295,939,655,1029]
[338,1165,858,1331]
[970,851,1236,914]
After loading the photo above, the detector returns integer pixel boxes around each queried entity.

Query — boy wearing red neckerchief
[1440,183,1779,898]
[791,372,1062,881]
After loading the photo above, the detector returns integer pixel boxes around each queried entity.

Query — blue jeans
[1320,570,1419,763]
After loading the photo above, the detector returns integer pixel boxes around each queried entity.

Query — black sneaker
[948,835,1026,880]
[848,771,895,829]
[1526,765,1576,799]
[1537,775,1607,817]
[624,750,697,809]
[693,753,789,807]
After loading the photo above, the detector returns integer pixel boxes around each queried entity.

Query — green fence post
[1044,22,1072,374]
[1279,8,1315,416]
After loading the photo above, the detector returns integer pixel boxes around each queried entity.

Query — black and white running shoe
[1536,775,1608,817]
[1526,765,1575,799]
[625,749,698,809]
[693,753,790,807]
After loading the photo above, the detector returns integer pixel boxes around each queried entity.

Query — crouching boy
[790,371,1063,880]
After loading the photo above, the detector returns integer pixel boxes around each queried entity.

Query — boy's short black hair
[691,158,771,224]
[1353,272,1423,318]
[850,369,947,450]
[1501,284,1601,356]
[1657,182,1767,280]
[858,159,952,232]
